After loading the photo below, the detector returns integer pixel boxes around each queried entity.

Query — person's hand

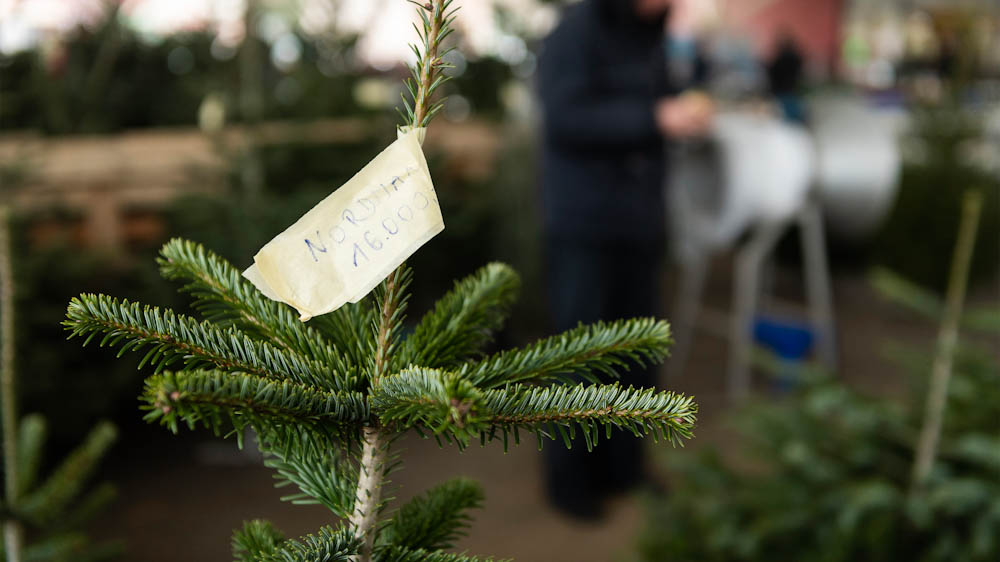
[655,91,714,138]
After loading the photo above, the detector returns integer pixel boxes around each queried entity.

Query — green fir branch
[372,368,483,443]
[401,263,520,369]
[374,545,498,562]
[55,540,123,562]
[379,478,484,552]
[51,482,117,534]
[15,414,47,498]
[870,267,943,320]
[65,294,346,391]
[311,300,376,374]
[479,383,697,450]
[871,266,1000,335]
[158,239,359,386]
[21,533,87,562]
[374,366,695,450]
[398,0,459,127]
[16,422,117,526]
[258,426,359,518]
[459,318,672,388]
[19,532,121,562]
[232,519,285,562]
[140,370,369,438]
[262,525,359,562]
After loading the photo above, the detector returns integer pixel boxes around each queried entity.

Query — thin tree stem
[911,190,983,491]
[239,0,264,199]
[349,267,402,561]
[0,206,23,562]
[348,4,447,559]
[349,426,388,562]
[411,3,444,127]
[372,269,403,386]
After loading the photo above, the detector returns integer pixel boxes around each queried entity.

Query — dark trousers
[543,236,664,515]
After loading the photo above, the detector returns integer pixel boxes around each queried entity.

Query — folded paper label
[243,127,443,321]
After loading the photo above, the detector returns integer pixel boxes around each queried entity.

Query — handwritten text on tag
[244,128,443,321]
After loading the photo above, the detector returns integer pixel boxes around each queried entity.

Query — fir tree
[1,205,121,562]
[62,2,698,561]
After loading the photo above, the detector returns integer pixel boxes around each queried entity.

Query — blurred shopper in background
[537,0,711,520]
[767,31,807,122]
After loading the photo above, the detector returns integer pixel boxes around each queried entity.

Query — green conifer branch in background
[378,478,483,552]
[2,206,120,562]
[61,2,699,560]
[15,422,117,527]
[14,416,45,499]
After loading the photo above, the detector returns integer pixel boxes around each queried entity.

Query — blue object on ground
[753,316,815,392]
[754,316,814,359]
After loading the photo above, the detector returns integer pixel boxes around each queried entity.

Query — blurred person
[935,25,958,81]
[667,35,711,90]
[536,0,711,520]
[767,31,806,122]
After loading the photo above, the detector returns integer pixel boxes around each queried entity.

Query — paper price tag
[244,127,443,321]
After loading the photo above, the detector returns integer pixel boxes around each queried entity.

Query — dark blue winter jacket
[538,0,674,244]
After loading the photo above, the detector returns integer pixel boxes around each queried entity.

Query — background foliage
[637,271,1000,562]
[874,101,999,289]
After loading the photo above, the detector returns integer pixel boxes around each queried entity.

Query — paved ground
[91,266,946,561]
